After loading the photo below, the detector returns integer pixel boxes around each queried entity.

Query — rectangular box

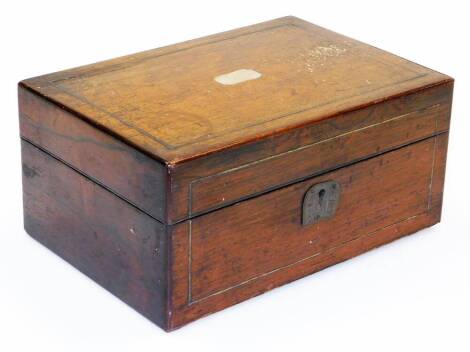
[19,16,453,330]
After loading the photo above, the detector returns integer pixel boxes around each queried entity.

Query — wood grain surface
[18,16,453,331]
[168,81,453,222]
[168,134,449,329]
[189,138,436,301]
[20,16,451,163]
[21,140,169,329]
[19,87,168,221]
[19,16,453,224]
[21,134,449,330]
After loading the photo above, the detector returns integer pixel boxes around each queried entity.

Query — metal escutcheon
[302,180,341,226]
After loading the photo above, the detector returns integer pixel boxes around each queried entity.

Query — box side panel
[168,134,448,329]
[169,82,453,222]
[19,85,167,222]
[21,140,169,329]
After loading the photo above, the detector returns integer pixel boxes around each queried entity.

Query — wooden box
[19,17,453,331]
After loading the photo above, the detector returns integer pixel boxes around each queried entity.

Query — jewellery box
[19,16,453,330]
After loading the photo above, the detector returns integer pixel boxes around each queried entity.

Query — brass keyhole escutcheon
[302,181,341,226]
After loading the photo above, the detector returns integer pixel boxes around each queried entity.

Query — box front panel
[169,134,448,329]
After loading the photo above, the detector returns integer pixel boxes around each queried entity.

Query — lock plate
[302,181,341,226]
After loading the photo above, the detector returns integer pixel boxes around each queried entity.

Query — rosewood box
[19,16,453,331]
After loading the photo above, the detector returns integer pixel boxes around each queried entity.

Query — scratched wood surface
[20,16,451,163]
[168,134,449,329]
[19,17,453,331]
[19,87,168,221]
[19,16,454,223]
[21,134,449,330]
[19,80,453,223]
[189,138,436,301]
[21,140,169,328]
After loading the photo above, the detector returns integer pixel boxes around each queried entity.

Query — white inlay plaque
[214,69,262,85]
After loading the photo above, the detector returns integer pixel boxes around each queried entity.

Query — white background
[1,1,469,351]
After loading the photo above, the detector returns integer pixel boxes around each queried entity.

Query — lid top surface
[23,16,448,163]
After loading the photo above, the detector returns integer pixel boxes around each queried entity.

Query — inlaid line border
[44,21,428,151]
[187,104,441,217]
[186,135,440,305]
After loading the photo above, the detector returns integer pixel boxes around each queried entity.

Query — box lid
[20,16,451,165]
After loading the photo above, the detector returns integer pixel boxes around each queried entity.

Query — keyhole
[318,189,326,206]
[302,181,340,226]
